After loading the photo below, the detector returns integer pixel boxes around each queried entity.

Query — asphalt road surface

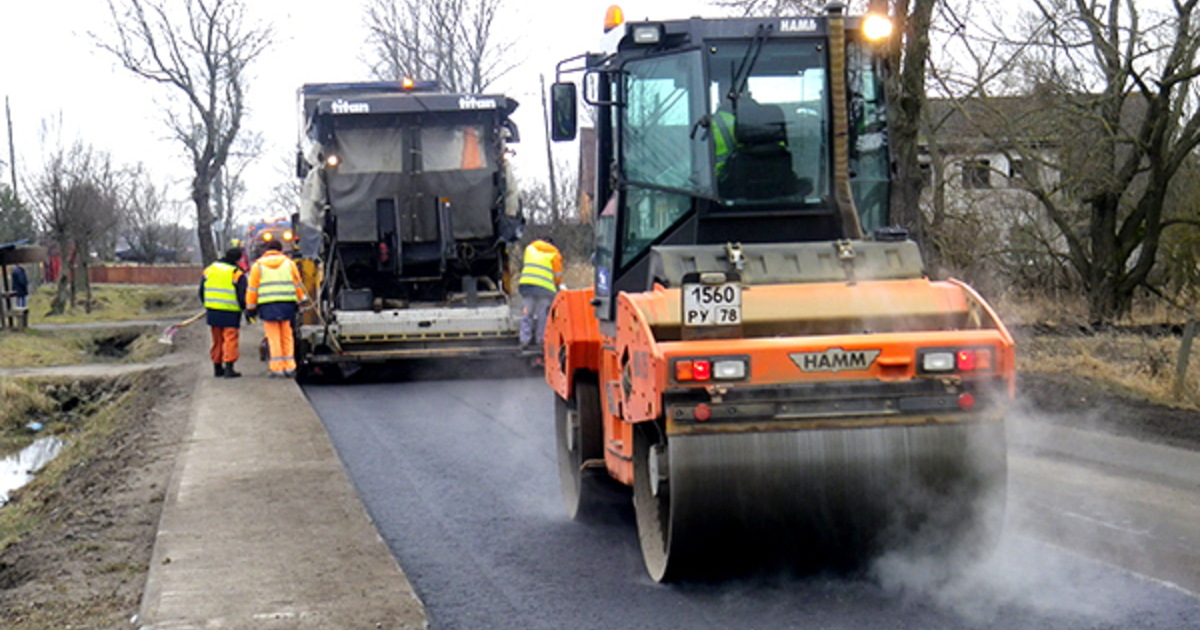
[304,365,1200,630]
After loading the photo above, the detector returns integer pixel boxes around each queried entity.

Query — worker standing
[246,240,306,377]
[230,238,249,271]
[11,264,28,308]
[200,248,247,378]
[518,236,563,349]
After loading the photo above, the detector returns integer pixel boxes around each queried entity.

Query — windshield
[331,123,490,174]
[708,39,829,207]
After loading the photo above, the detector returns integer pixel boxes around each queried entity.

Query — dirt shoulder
[0,326,200,629]
[1019,371,1200,451]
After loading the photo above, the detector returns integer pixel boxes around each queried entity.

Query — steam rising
[869,401,1193,626]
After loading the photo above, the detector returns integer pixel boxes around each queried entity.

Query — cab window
[620,51,709,267]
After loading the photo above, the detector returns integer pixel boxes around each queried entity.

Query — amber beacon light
[604,5,624,32]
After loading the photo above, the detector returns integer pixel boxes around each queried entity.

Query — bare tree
[120,166,182,263]
[522,157,577,225]
[99,0,271,265]
[934,0,1200,322]
[29,142,121,315]
[264,155,301,221]
[212,131,262,249]
[878,0,939,255]
[363,0,517,93]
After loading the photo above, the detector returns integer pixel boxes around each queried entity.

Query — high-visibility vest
[712,110,736,170]
[203,262,241,312]
[520,244,558,293]
[256,260,299,304]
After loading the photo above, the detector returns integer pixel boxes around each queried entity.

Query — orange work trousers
[209,326,239,364]
[262,319,296,373]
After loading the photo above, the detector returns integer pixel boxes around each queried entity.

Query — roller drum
[635,421,1007,581]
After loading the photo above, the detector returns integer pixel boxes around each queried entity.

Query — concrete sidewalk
[138,325,427,629]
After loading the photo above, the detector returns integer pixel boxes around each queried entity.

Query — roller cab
[546,5,1013,581]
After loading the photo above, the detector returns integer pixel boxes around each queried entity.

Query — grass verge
[0,373,142,550]
[0,328,169,368]
[1017,332,1199,409]
[26,284,200,326]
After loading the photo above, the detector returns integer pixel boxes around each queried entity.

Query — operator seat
[719,99,810,201]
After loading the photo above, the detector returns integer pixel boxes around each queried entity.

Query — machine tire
[556,377,605,521]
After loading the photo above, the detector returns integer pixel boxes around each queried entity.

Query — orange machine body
[544,276,1016,487]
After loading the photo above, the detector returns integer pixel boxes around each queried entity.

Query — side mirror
[502,118,521,144]
[295,150,310,179]
[550,82,578,141]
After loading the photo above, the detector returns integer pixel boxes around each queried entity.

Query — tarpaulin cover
[327,170,495,243]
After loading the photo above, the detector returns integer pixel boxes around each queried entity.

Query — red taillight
[956,350,976,372]
[676,359,711,381]
[694,403,711,422]
[954,348,994,372]
[958,392,976,410]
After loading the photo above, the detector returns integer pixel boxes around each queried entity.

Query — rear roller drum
[556,378,605,520]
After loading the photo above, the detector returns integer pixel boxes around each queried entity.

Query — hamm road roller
[543,3,1015,581]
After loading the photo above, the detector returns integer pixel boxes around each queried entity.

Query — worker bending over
[518,237,563,349]
[200,247,248,378]
[246,240,306,377]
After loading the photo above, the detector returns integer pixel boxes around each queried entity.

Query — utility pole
[540,74,559,221]
[5,96,16,201]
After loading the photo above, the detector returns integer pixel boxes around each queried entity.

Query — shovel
[158,311,205,345]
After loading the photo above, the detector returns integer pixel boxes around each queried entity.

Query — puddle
[0,437,65,506]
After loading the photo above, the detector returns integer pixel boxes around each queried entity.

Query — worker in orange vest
[246,240,307,377]
[200,247,247,378]
[518,237,563,349]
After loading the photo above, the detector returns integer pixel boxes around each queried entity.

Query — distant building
[916,94,1084,288]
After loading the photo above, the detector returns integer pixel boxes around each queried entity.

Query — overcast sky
[0,0,722,222]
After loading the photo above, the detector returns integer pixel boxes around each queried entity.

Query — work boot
[213,363,225,378]
[223,362,242,378]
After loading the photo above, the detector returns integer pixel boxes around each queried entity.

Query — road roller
[543,3,1015,581]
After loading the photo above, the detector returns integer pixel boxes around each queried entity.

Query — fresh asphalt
[304,369,1200,630]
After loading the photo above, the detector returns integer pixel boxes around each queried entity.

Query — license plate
[682,282,741,326]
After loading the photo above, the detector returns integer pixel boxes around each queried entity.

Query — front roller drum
[633,421,1007,582]
[556,378,607,520]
